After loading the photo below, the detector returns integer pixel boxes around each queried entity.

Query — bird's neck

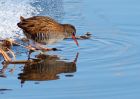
[62,24,71,38]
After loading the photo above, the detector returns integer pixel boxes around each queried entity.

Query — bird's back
[17,16,65,44]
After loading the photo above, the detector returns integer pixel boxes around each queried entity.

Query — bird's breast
[24,32,65,45]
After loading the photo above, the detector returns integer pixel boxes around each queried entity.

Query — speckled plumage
[17,16,76,45]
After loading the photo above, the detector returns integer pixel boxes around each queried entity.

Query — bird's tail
[17,16,25,28]
[20,16,25,21]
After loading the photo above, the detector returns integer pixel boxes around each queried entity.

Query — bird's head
[63,24,79,46]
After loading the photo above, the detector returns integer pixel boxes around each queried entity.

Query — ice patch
[0,0,39,39]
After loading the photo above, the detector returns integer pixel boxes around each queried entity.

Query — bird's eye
[72,32,75,36]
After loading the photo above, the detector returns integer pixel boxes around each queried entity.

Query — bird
[17,16,79,51]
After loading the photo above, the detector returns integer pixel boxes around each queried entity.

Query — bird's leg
[25,41,57,51]
[34,42,57,51]
[28,50,34,60]
[25,40,36,51]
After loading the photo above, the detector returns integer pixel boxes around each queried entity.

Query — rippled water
[1,0,140,99]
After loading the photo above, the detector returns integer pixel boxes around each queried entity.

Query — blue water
[1,0,140,99]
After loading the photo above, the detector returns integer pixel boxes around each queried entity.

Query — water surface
[0,0,140,99]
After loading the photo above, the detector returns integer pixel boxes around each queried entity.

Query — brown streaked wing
[20,16,64,34]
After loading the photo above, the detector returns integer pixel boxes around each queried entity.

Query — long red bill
[72,34,79,47]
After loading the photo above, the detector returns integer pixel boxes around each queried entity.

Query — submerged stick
[0,48,11,62]
[12,41,36,51]
[7,48,16,61]
[8,60,33,64]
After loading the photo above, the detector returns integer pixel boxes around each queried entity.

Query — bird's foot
[26,45,36,51]
[26,45,60,52]
[41,48,59,51]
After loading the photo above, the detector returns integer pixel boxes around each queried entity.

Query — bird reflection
[18,53,79,84]
[0,89,12,94]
